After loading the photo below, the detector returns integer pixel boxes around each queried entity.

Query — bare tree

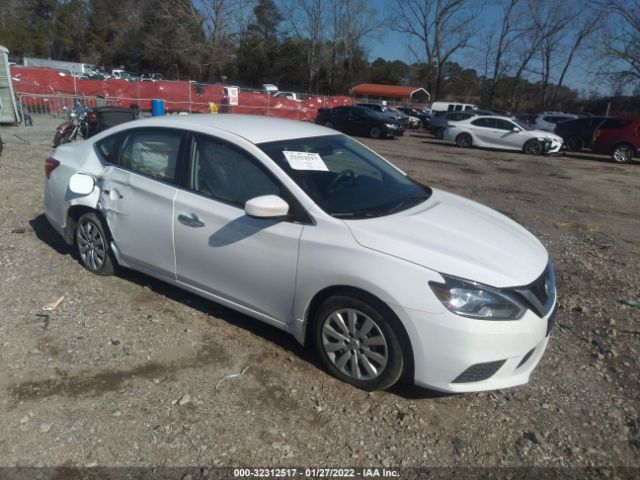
[393,0,482,98]
[486,0,522,107]
[598,0,640,88]
[550,10,603,106]
[285,0,326,93]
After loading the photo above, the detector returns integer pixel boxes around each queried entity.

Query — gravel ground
[0,117,639,472]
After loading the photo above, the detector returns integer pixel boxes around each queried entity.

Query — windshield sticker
[283,151,329,171]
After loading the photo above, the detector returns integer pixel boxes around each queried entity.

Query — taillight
[87,111,97,122]
[45,157,60,178]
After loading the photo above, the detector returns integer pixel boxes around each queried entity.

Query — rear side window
[95,134,121,164]
[600,119,631,129]
[471,118,496,128]
[120,130,183,182]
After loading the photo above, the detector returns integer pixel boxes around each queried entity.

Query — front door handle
[178,214,205,228]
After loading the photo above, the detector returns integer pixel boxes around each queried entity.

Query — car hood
[344,189,548,288]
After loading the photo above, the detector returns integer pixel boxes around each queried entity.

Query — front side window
[258,135,430,218]
[495,119,516,131]
[120,129,183,182]
[190,134,281,207]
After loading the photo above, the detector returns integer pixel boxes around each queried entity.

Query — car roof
[111,114,335,144]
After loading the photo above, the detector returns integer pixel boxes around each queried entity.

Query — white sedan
[444,115,563,154]
[44,114,556,392]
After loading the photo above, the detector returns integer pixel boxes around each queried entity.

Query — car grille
[452,360,506,383]
[513,261,556,317]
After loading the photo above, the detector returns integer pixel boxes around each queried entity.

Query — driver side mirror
[512,127,521,132]
[245,195,289,219]
[69,173,95,195]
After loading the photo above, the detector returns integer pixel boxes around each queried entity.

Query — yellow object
[208,102,218,114]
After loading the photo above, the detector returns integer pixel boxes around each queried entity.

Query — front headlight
[385,123,396,129]
[429,275,526,320]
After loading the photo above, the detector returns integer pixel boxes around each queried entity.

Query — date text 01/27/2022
[232,467,400,478]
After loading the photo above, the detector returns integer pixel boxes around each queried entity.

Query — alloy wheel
[612,145,633,163]
[321,308,388,381]
[77,219,106,271]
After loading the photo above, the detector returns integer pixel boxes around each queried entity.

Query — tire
[369,126,382,139]
[523,139,543,155]
[53,131,72,147]
[75,212,115,275]
[455,133,472,148]
[565,136,584,152]
[313,295,405,391]
[611,144,634,164]
[434,127,445,139]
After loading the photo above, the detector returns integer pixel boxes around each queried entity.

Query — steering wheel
[327,169,356,195]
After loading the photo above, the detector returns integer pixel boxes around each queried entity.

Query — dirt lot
[0,118,639,472]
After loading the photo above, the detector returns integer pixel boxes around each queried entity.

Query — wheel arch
[612,141,637,155]
[64,205,112,245]
[303,284,415,380]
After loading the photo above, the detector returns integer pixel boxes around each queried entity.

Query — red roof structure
[351,83,430,102]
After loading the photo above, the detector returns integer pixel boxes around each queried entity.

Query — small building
[351,83,430,104]
[0,46,20,124]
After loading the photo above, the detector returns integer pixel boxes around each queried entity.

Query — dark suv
[591,116,640,163]
[316,106,401,139]
[554,116,607,151]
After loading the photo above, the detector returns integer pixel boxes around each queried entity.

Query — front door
[173,133,304,325]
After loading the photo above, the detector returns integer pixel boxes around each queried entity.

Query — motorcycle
[53,99,92,147]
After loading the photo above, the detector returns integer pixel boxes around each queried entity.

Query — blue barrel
[151,99,165,116]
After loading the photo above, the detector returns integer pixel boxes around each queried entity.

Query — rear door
[98,127,186,278]
[469,118,497,145]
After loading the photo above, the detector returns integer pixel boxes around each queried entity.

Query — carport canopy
[351,83,430,102]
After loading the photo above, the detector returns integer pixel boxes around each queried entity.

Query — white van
[428,102,478,115]
[262,83,279,94]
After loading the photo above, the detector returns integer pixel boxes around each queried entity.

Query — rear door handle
[178,214,205,228]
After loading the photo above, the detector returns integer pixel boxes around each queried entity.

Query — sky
[364,1,596,96]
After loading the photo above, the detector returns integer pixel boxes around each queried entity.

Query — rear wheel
[455,133,472,148]
[369,126,382,139]
[53,131,72,147]
[611,144,634,164]
[313,295,405,391]
[523,139,543,155]
[565,136,584,152]
[75,212,115,275]
[434,127,445,139]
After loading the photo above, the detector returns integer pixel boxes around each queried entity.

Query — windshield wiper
[384,193,430,215]
[331,211,378,219]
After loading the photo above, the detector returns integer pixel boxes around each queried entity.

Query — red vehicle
[592,116,640,164]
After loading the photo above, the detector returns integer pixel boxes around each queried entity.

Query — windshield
[258,135,431,218]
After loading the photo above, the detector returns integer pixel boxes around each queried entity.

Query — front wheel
[565,136,584,152]
[313,295,405,391]
[369,126,383,139]
[523,139,543,155]
[455,133,472,148]
[75,212,116,275]
[611,144,634,163]
[434,127,445,139]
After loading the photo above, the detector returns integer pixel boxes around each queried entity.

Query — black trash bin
[87,107,137,138]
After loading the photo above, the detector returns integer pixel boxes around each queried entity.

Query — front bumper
[544,138,563,154]
[393,297,556,393]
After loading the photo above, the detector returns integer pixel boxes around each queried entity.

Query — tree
[393,0,482,98]
[598,0,640,91]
